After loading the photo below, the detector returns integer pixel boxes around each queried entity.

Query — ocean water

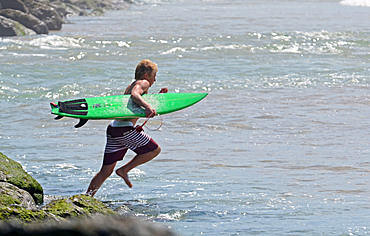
[0,0,369,235]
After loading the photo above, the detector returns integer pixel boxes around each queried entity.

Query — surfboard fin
[54,115,64,120]
[75,119,88,128]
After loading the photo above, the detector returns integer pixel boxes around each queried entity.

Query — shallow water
[0,0,369,235]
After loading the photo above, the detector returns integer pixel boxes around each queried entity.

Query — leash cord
[135,115,163,132]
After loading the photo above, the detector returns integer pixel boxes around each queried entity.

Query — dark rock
[1,0,135,37]
[0,0,28,13]
[22,0,63,30]
[0,182,36,209]
[0,215,177,236]
[0,15,18,36]
[0,9,49,34]
[0,15,36,36]
[0,152,43,204]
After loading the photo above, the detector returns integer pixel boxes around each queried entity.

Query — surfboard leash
[135,115,163,132]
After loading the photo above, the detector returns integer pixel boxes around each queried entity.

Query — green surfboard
[50,93,208,128]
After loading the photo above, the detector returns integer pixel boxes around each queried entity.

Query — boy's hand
[145,106,156,118]
[159,88,168,93]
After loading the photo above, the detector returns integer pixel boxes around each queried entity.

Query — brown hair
[135,59,158,80]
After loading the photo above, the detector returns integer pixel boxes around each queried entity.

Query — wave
[28,35,86,50]
[1,35,86,50]
[340,0,370,7]
[159,31,361,56]
[134,0,171,5]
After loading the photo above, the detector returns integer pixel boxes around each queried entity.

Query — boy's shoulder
[135,79,150,88]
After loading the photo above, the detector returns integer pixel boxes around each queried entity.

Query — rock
[57,0,130,11]
[0,194,116,223]
[106,0,132,10]
[0,15,19,36]
[0,15,36,36]
[63,0,105,10]
[0,152,43,205]
[0,182,36,209]
[22,0,63,30]
[49,1,87,17]
[0,9,49,34]
[0,0,28,13]
[42,194,117,218]
[0,194,117,223]
[0,0,135,37]
[0,153,175,234]
[0,206,52,223]
[57,0,107,16]
[0,215,177,236]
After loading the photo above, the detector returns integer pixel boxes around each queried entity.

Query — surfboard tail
[50,102,63,119]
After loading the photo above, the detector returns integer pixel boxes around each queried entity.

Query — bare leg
[116,146,161,188]
[86,162,116,197]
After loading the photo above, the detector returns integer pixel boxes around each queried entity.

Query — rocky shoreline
[0,0,133,37]
[0,152,176,235]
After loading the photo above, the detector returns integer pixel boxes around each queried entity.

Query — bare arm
[130,80,156,118]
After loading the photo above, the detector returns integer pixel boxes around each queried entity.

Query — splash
[28,35,85,50]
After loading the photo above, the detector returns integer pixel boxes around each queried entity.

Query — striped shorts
[103,125,159,165]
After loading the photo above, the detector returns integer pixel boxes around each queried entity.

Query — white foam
[29,35,85,50]
[161,47,186,55]
[55,163,79,170]
[130,168,146,176]
[200,45,238,51]
[117,41,131,48]
[157,210,189,221]
[8,52,47,57]
[0,85,20,93]
[340,0,370,7]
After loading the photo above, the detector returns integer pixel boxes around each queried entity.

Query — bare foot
[116,168,133,188]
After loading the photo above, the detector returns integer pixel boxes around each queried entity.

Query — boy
[87,59,167,196]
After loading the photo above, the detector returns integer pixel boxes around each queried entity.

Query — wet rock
[0,194,117,223]
[0,153,175,234]
[0,215,177,236]
[0,152,43,205]
[0,182,36,209]
[42,194,117,218]
[0,206,52,223]
[0,194,116,223]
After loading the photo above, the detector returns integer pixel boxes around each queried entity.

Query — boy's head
[135,59,158,81]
